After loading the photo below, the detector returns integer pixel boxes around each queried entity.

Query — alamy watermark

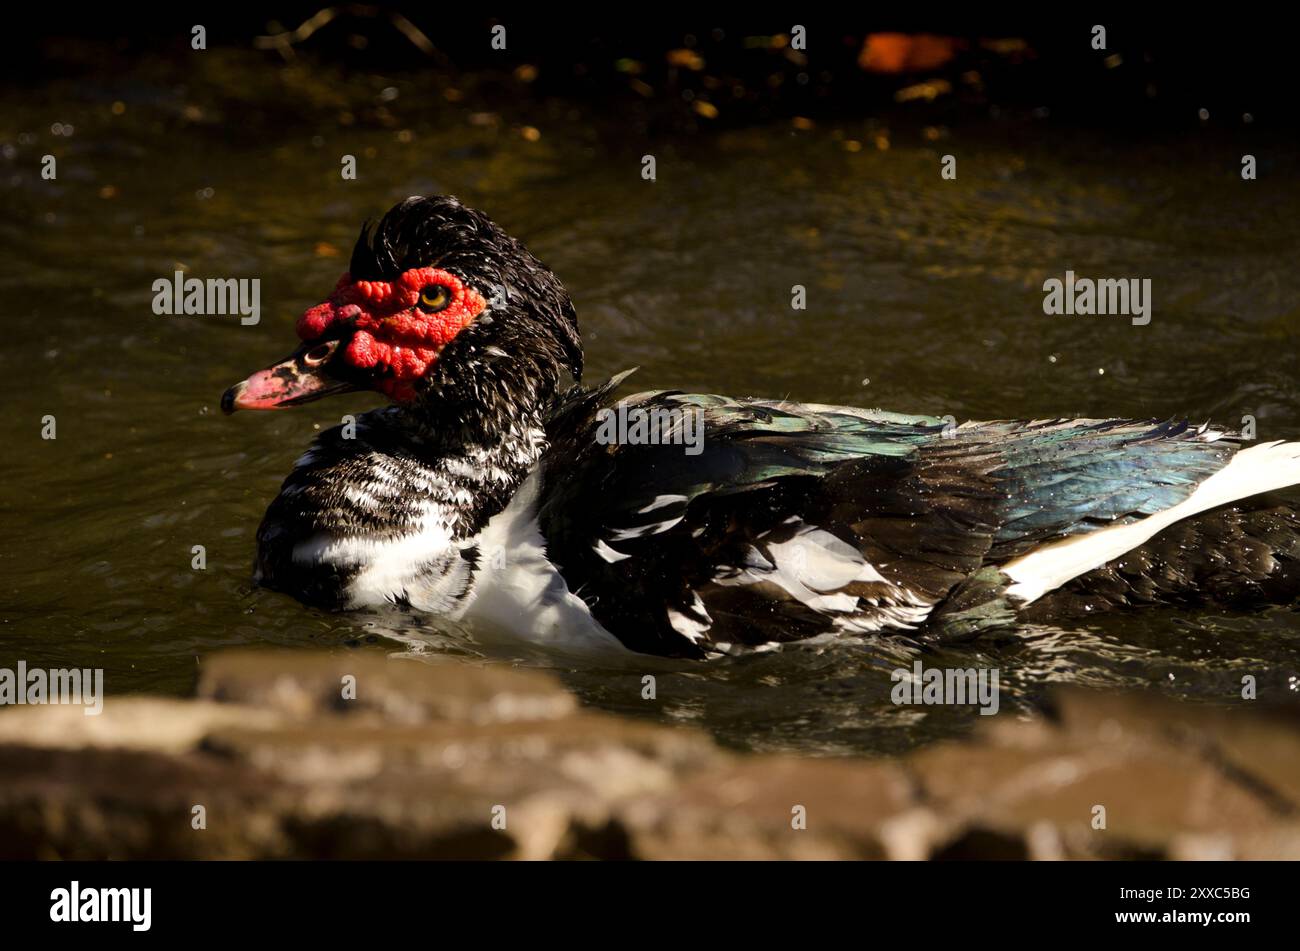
[152,270,261,325]
[595,400,704,455]
[890,661,1000,716]
[50,881,151,931]
[1042,270,1151,326]
[0,662,104,715]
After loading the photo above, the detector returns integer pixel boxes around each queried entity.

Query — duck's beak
[221,339,358,413]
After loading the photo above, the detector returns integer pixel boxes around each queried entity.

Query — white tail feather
[1003,440,1300,604]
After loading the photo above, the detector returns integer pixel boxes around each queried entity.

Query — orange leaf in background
[859,33,958,73]
[894,79,953,103]
[667,48,706,71]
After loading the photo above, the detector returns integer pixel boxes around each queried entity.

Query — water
[3,48,1299,756]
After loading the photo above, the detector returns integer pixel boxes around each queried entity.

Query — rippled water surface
[3,49,1299,754]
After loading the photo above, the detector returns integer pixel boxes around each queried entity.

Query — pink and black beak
[222,339,358,414]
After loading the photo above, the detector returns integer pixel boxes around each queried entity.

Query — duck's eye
[418,284,451,313]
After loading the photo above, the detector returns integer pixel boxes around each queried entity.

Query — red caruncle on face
[296,267,488,400]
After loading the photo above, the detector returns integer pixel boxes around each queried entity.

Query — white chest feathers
[293,471,627,657]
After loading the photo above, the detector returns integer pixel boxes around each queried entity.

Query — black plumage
[231,195,1300,658]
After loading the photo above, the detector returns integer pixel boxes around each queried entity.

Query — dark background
[6,8,1296,131]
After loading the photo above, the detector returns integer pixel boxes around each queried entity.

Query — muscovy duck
[222,196,1300,658]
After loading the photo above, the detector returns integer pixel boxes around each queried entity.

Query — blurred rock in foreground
[1,650,1298,860]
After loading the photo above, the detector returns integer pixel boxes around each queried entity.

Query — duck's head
[222,195,582,420]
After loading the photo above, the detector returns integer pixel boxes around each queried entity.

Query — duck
[222,195,1300,659]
